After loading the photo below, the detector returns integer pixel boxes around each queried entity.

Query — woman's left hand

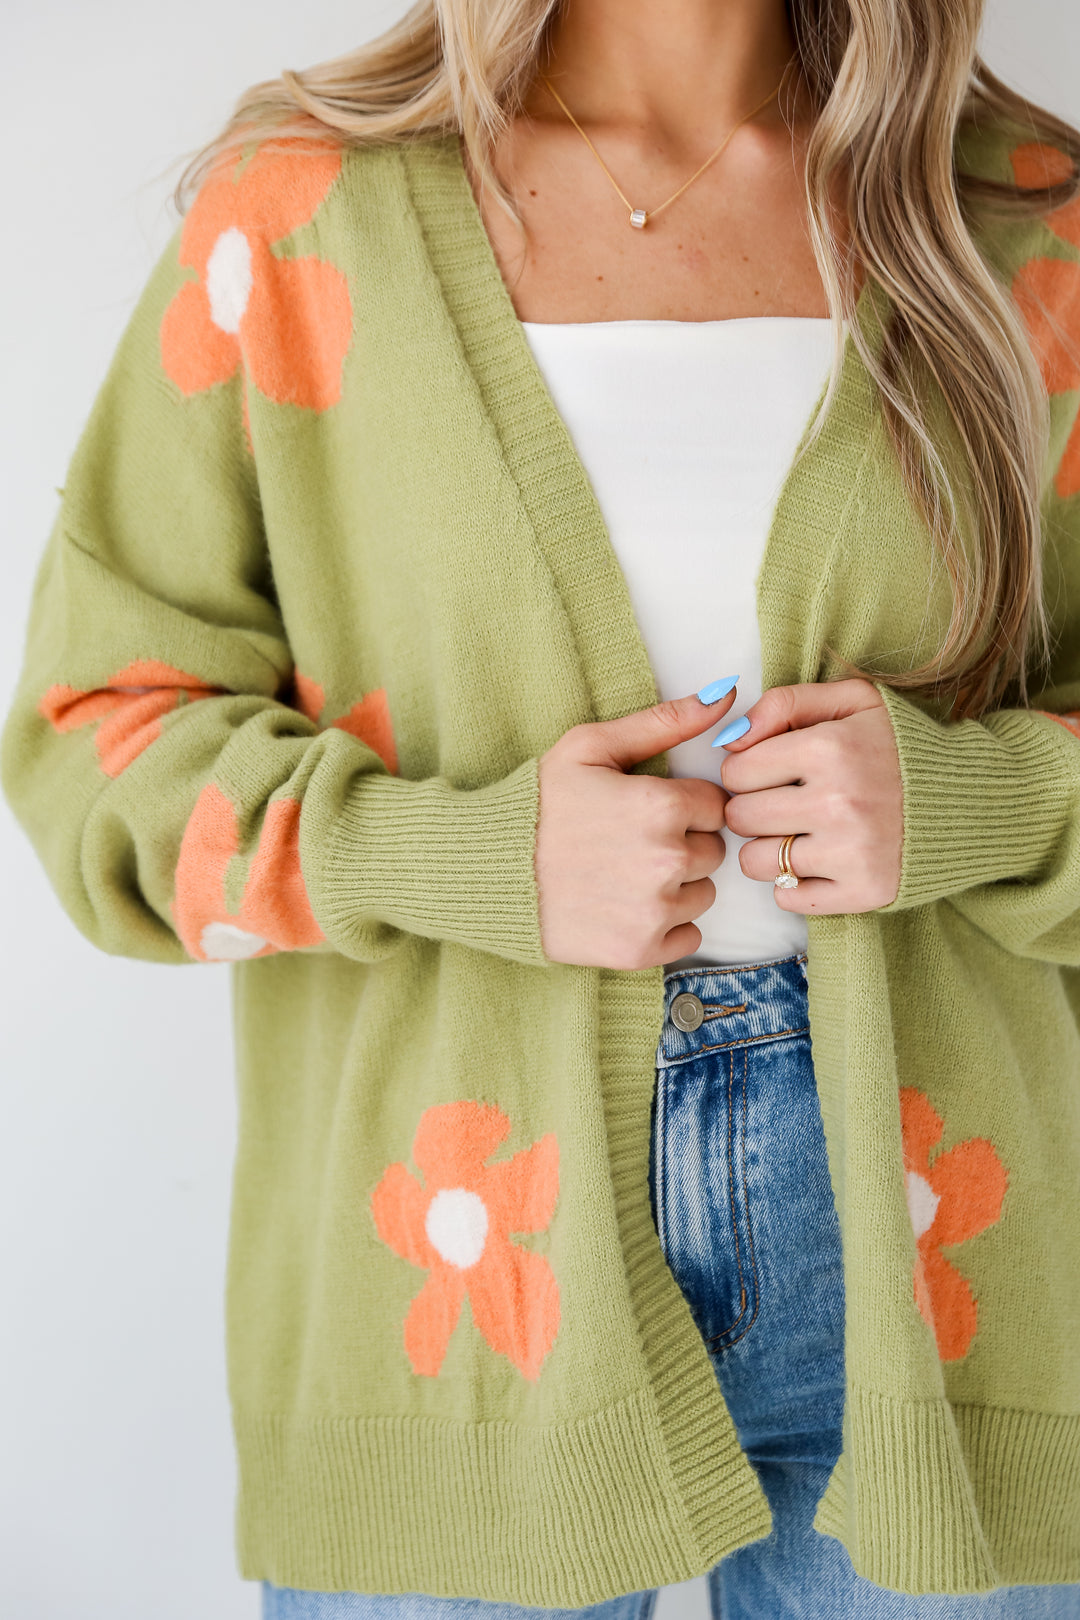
[719,679,904,914]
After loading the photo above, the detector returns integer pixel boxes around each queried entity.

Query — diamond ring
[774,834,800,890]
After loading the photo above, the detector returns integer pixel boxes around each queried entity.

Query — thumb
[575,684,739,770]
[720,677,884,752]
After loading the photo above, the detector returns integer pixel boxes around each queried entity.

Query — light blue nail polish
[711,714,751,748]
[697,674,739,704]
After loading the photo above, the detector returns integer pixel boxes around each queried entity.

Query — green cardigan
[3,119,1080,1601]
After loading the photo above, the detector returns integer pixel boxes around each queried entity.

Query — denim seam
[728,1047,761,1348]
[720,1046,750,1341]
[707,1046,760,1350]
[654,1066,669,1264]
[661,1024,810,1064]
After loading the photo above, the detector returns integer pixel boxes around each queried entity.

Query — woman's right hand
[535,688,736,969]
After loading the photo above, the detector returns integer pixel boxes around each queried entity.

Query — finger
[718,678,883,754]
[738,836,853,916]
[660,922,703,963]
[581,687,739,770]
[683,830,726,882]
[720,728,816,794]
[738,832,817,884]
[723,785,810,840]
[668,875,717,926]
[668,775,728,833]
[771,876,839,914]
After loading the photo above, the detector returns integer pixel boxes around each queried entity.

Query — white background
[2,3,1077,1614]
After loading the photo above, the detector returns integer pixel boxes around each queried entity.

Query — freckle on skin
[529,189,537,196]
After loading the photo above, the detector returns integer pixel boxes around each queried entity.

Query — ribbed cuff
[875,684,1075,912]
[311,755,550,966]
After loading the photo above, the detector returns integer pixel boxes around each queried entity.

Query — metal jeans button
[669,991,705,1032]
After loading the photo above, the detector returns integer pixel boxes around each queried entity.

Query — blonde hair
[174,0,1080,719]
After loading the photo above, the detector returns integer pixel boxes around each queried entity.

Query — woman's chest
[465,124,839,324]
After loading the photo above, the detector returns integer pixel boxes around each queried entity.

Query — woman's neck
[466,0,840,324]
[528,0,802,157]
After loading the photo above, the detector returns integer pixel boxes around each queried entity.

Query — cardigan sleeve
[875,678,1080,963]
[0,223,550,971]
[875,182,1080,962]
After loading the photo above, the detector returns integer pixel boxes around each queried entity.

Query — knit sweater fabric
[3,120,1080,1601]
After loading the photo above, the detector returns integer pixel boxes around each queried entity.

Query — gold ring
[774,834,800,890]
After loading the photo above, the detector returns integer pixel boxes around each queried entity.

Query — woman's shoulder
[176,130,424,256]
[155,130,451,418]
[172,129,465,306]
[957,113,1080,500]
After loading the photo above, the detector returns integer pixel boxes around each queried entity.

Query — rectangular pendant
[629,209,648,229]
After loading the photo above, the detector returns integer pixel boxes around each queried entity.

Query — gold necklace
[539,65,792,230]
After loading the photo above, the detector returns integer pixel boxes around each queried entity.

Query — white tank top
[521,315,836,969]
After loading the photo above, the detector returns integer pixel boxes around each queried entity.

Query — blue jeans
[263,956,1080,1620]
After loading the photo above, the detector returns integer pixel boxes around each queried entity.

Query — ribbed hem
[234,1395,771,1605]
[311,754,550,967]
[954,1403,1080,1583]
[875,687,1075,912]
[813,1389,1080,1592]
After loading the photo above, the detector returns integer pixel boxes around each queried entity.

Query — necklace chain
[539,65,792,230]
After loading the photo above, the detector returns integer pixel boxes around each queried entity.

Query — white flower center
[206,227,253,334]
[200,920,268,961]
[425,1188,489,1269]
[904,1170,941,1240]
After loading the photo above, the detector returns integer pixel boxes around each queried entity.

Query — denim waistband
[657,953,810,1066]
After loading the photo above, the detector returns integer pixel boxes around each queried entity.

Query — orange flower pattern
[38,659,223,777]
[1039,710,1080,741]
[40,658,395,960]
[171,670,396,959]
[371,1102,560,1380]
[288,670,398,775]
[173,780,325,961]
[1010,143,1080,500]
[159,139,353,445]
[900,1088,1008,1361]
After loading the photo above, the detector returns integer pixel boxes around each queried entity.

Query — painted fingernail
[711,715,752,748]
[697,675,739,704]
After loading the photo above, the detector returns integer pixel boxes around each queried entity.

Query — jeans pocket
[649,1046,760,1354]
